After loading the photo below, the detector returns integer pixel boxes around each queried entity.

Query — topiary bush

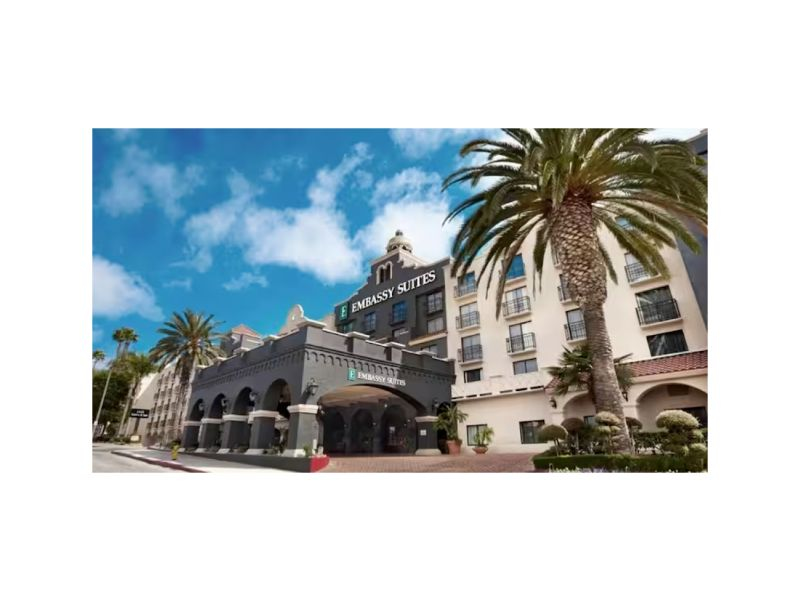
[561,418,585,455]
[595,411,621,427]
[656,409,702,457]
[538,424,568,456]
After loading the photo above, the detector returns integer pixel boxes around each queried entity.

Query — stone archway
[562,393,595,426]
[322,410,347,454]
[198,393,226,451]
[220,387,254,452]
[380,405,411,453]
[350,409,375,454]
[636,383,708,431]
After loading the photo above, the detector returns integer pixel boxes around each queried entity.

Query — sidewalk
[112,447,296,474]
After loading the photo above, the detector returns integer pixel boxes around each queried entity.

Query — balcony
[564,320,587,342]
[557,286,574,303]
[456,311,480,330]
[458,345,483,364]
[502,295,531,317]
[454,281,478,298]
[506,332,536,354]
[625,261,660,284]
[636,299,681,326]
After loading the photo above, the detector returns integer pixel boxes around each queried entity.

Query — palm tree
[92,349,106,372]
[115,352,157,437]
[443,129,706,453]
[93,326,139,438]
[546,343,633,407]
[149,310,226,441]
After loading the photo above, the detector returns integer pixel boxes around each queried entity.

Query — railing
[502,295,531,317]
[454,281,477,297]
[458,345,483,363]
[557,286,572,302]
[636,299,681,325]
[625,261,656,283]
[506,332,536,354]
[456,312,480,329]
[426,296,444,314]
[564,320,587,341]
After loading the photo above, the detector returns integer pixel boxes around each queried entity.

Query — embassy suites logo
[347,270,437,315]
[348,367,406,386]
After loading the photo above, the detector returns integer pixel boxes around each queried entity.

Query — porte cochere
[181,318,455,458]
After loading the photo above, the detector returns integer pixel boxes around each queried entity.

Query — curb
[111,450,206,473]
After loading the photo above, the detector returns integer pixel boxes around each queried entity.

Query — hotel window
[458,302,479,328]
[513,358,538,375]
[583,415,596,427]
[565,308,586,340]
[363,312,376,333]
[636,286,679,324]
[463,368,482,383]
[616,216,633,230]
[426,290,444,314]
[519,420,545,444]
[646,330,688,356]
[419,344,438,356]
[427,315,445,334]
[505,254,525,279]
[461,333,482,361]
[680,406,708,428]
[457,272,477,295]
[466,424,488,446]
[558,274,572,301]
[391,300,407,324]
[377,262,393,284]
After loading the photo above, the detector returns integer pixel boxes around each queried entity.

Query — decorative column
[219,414,250,453]
[246,410,279,455]
[414,416,441,456]
[180,421,201,451]
[283,404,320,457]
[197,417,223,452]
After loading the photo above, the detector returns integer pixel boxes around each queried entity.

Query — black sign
[129,408,150,419]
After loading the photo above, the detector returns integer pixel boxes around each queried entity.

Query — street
[92,443,175,473]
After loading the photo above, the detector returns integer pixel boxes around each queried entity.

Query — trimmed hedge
[532,453,707,472]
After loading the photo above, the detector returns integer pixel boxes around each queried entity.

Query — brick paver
[321,453,535,473]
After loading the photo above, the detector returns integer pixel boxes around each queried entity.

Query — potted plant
[472,426,494,454]
[434,404,468,455]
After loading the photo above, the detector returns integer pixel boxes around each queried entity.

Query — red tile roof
[544,350,707,393]
[230,324,261,338]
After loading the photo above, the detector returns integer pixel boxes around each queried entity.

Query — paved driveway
[322,453,535,473]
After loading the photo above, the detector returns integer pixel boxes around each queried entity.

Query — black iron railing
[506,332,536,353]
[564,320,587,341]
[557,286,572,302]
[625,261,656,283]
[456,312,480,329]
[636,299,681,325]
[458,345,483,363]
[502,295,531,317]
[454,281,477,297]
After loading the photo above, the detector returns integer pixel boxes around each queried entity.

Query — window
[337,321,355,334]
[457,272,477,296]
[558,274,572,301]
[464,368,482,383]
[583,415,596,427]
[507,321,534,353]
[391,300,407,324]
[505,254,525,279]
[419,344,438,356]
[458,302,479,328]
[680,406,708,428]
[427,316,445,334]
[667,384,689,396]
[461,333,482,361]
[426,290,444,313]
[520,420,545,444]
[513,358,538,374]
[503,286,530,316]
[466,424,488,446]
[377,262,393,284]
[646,330,688,356]
[624,253,652,282]
[565,308,586,340]
[636,286,679,324]
[363,312,376,333]
[616,216,633,230]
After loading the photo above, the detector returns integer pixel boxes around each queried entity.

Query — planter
[446,440,462,455]
[473,446,488,454]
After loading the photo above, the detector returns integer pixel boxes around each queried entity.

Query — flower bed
[532,453,706,472]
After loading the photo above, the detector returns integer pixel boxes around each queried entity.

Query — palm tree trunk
[117,377,140,439]
[554,195,632,454]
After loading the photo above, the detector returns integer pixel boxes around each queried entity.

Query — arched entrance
[636,383,708,431]
[322,411,346,454]
[380,405,410,453]
[562,394,595,426]
[221,387,254,452]
[436,402,450,454]
[350,409,375,454]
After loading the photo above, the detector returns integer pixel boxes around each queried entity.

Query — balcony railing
[636,299,681,325]
[454,281,477,297]
[625,261,657,283]
[456,312,480,329]
[557,286,573,302]
[502,295,531,317]
[426,296,444,314]
[506,332,536,354]
[458,345,483,363]
[564,320,587,341]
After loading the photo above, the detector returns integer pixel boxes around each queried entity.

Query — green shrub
[656,409,700,430]
[531,454,707,472]
[595,411,621,427]
[538,424,568,456]
[561,418,584,434]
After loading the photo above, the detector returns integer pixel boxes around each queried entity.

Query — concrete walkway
[112,447,296,474]
[322,453,535,472]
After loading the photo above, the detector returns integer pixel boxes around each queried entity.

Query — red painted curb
[111,450,206,473]
[310,455,330,472]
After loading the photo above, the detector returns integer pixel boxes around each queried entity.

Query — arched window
[377,262,393,284]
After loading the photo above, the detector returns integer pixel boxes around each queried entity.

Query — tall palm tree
[93,326,139,437]
[115,352,157,437]
[92,349,106,372]
[546,343,633,407]
[149,310,226,440]
[443,129,706,453]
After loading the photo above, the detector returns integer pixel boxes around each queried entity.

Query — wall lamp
[306,378,319,396]
[549,398,558,409]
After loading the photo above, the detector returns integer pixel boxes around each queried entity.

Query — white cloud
[164,277,192,291]
[98,144,204,219]
[112,129,139,141]
[93,255,164,321]
[261,155,307,183]
[646,128,703,141]
[355,168,462,262]
[389,128,502,158]
[223,272,269,291]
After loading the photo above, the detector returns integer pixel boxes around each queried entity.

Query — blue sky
[92,128,700,359]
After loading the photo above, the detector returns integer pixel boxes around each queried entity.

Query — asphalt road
[92,444,174,473]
